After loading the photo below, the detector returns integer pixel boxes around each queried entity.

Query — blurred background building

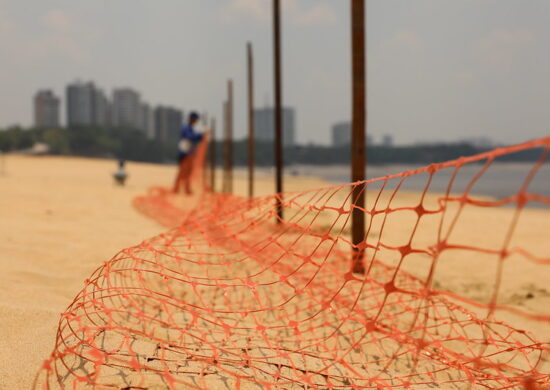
[34,90,60,129]
[93,88,110,127]
[382,134,394,147]
[66,81,97,126]
[331,122,351,146]
[140,103,155,139]
[112,88,141,129]
[62,81,185,141]
[254,107,295,147]
[331,121,375,147]
[154,106,183,141]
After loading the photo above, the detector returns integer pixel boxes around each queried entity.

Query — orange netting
[35,137,550,389]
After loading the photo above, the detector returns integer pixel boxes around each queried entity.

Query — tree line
[0,126,173,163]
[0,126,542,165]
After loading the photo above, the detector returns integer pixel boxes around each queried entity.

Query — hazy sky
[1,0,550,145]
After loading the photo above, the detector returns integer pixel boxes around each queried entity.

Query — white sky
[1,0,549,145]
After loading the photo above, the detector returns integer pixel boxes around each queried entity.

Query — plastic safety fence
[35,137,550,389]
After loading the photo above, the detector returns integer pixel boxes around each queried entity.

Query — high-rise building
[154,106,168,141]
[331,122,351,146]
[66,81,96,126]
[168,108,183,141]
[66,81,112,127]
[331,122,375,147]
[154,106,183,141]
[64,81,185,136]
[140,103,155,139]
[94,88,110,127]
[254,107,295,146]
[382,134,394,147]
[112,88,141,129]
[34,90,60,129]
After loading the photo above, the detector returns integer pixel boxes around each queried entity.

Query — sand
[0,155,330,389]
[0,156,174,389]
[1,155,549,389]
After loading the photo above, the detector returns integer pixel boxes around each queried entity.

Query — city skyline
[32,81,304,146]
[33,79,188,142]
[2,1,550,146]
[38,80,189,129]
[29,81,498,148]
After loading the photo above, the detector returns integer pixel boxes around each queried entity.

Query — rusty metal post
[273,0,283,221]
[228,80,234,194]
[202,112,209,190]
[247,42,255,199]
[223,80,234,194]
[209,118,216,192]
[351,0,366,274]
[222,100,228,193]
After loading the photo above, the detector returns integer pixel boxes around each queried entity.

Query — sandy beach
[1,155,549,389]
[0,155,329,389]
[0,156,170,389]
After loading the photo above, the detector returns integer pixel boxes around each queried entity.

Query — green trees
[0,126,175,163]
[0,126,36,151]
[0,126,539,165]
[42,129,71,154]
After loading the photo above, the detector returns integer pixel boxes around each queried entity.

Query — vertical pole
[202,112,209,190]
[223,80,234,194]
[247,42,255,199]
[273,0,283,222]
[210,118,216,192]
[351,0,366,274]
[223,100,228,193]
[228,80,234,194]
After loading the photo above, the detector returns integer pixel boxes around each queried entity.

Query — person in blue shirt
[173,112,204,194]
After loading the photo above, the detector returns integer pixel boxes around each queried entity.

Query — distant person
[173,112,205,194]
[113,159,128,186]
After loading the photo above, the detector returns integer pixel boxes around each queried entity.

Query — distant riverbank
[258,162,549,207]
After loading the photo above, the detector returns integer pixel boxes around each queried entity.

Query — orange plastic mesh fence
[35,137,550,389]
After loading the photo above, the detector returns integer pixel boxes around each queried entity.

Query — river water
[280,162,550,208]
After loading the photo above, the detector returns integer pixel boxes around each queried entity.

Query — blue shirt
[178,124,203,157]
